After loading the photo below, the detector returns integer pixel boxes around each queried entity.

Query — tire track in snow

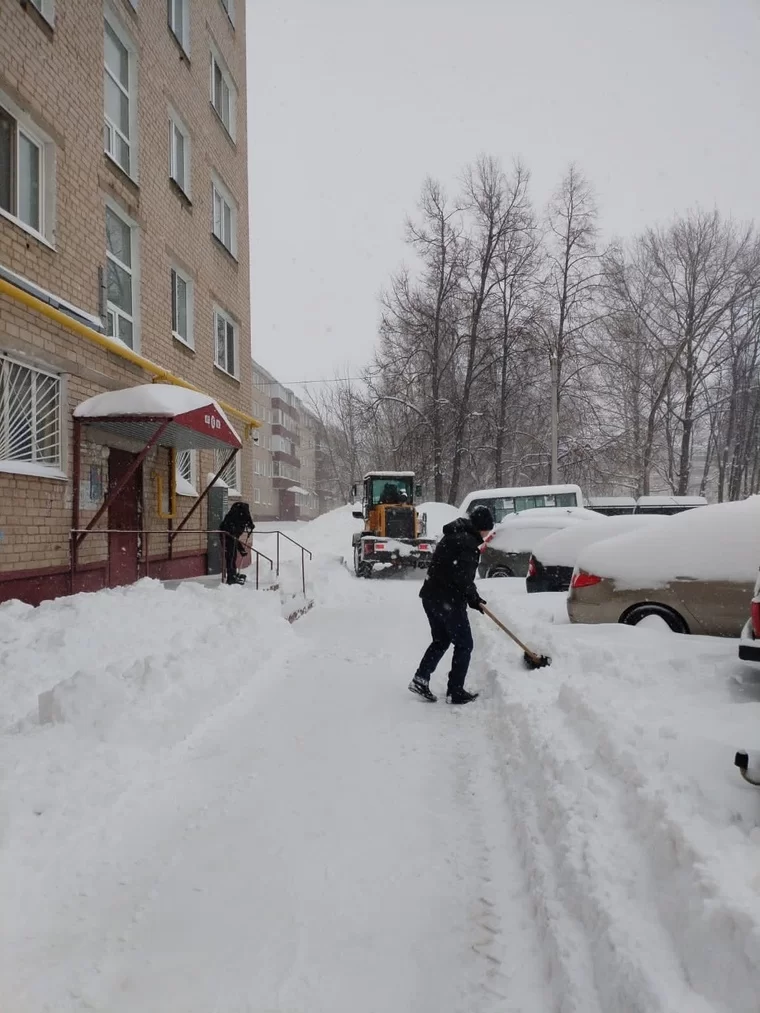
[483,653,756,1013]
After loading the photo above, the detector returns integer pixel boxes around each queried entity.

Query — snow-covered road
[4,505,760,1012]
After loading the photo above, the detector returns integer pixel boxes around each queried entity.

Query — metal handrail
[69,528,274,590]
[251,529,313,595]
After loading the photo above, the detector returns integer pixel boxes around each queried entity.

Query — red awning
[73,384,242,450]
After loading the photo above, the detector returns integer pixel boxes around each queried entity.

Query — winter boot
[409,676,437,702]
[446,688,479,705]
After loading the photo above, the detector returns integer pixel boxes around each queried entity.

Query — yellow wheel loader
[351,472,436,578]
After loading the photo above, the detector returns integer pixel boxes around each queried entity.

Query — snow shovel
[480,605,551,670]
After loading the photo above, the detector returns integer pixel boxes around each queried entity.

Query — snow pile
[578,496,760,587]
[488,508,599,553]
[417,501,459,538]
[0,579,290,737]
[534,513,671,568]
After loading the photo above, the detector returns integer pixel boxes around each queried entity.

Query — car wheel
[488,566,514,578]
[621,603,690,635]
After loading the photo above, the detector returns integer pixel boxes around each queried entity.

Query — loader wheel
[353,547,371,578]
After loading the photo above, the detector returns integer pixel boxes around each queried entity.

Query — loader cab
[351,472,422,538]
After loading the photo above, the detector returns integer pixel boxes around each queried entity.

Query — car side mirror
[352,510,363,520]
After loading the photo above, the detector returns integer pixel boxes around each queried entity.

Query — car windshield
[371,477,413,505]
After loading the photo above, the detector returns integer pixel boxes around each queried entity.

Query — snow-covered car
[478,507,601,579]
[568,498,760,636]
[738,569,760,666]
[527,514,669,593]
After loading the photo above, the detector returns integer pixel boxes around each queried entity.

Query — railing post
[301,548,306,596]
[256,551,260,590]
[276,533,280,577]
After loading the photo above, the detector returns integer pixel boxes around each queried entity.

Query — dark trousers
[222,533,239,583]
[414,597,474,693]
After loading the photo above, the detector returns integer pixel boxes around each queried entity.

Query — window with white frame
[170,265,193,347]
[168,111,190,195]
[211,176,236,255]
[253,458,261,475]
[104,16,136,177]
[106,204,137,348]
[214,447,240,494]
[0,355,62,472]
[213,306,237,377]
[28,0,55,25]
[210,47,236,137]
[0,97,54,242]
[175,449,197,494]
[220,0,234,24]
[168,0,190,52]
[253,488,261,504]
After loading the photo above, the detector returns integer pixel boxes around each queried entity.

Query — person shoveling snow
[409,505,494,704]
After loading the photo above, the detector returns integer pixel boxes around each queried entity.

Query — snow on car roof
[577,497,760,587]
[533,514,670,568]
[488,509,599,553]
[586,496,638,507]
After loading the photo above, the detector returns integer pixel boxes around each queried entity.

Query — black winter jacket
[219,502,255,539]
[420,517,483,607]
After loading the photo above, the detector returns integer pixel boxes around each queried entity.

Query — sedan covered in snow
[527,514,669,593]
[568,498,760,636]
[477,507,601,579]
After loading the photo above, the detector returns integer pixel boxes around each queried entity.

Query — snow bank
[417,501,459,537]
[488,508,599,553]
[534,514,670,568]
[0,579,289,736]
[578,497,760,586]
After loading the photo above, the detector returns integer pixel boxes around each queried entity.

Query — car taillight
[752,598,760,639]
[527,556,537,577]
[571,572,602,589]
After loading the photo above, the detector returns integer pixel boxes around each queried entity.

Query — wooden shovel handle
[480,605,542,664]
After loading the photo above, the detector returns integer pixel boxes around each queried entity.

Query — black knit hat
[469,505,495,531]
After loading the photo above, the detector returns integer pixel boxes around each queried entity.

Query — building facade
[251,358,322,522]
[0,0,255,605]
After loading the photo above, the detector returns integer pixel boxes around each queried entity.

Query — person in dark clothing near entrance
[409,505,494,704]
[219,501,255,585]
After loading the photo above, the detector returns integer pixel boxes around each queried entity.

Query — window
[253,459,261,475]
[106,204,137,348]
[170,266,193,347]
[0,98,54,241]
[210,47,236,137]
[214,448,240,494]
[211,176,236,255]
[253,488,261,504]
[104,16,136,176]
[168,112,190,195]
[175,449,197,495]
[220,0,234,24]
[168,0,190,52]
[214,307,237,377]
[28,0,55,25]
[0,356,62,472]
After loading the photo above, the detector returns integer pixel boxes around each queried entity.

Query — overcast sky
[247,0,760,389]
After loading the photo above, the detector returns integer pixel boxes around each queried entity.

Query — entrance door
[107,449,142,588]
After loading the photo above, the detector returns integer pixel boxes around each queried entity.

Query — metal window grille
[0,356,61,467]
[214,448,239,493]
[176,449,195,485]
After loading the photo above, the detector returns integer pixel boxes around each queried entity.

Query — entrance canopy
[74,384,242,450]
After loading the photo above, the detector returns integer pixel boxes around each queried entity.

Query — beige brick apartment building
[251,358,321,522]
[0,0,256,605]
